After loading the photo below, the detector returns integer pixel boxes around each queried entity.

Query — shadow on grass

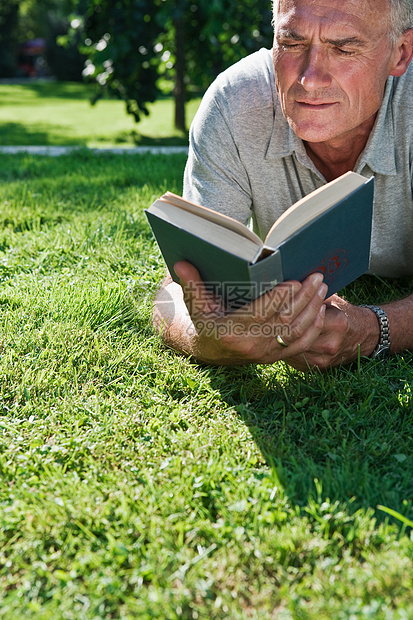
[0,150,188,196]
[0,80,94,101]
[0,122,189,148]
[0,122,89,146]
[127,132,189,147]
[0,82,190,147]
[206,275,413,520]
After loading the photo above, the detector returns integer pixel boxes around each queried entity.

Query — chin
[289,119,340,143]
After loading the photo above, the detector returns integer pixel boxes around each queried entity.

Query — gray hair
[272,0,413,43]
[389,0,413,41]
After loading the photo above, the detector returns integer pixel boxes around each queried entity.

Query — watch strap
[359,305,390,360]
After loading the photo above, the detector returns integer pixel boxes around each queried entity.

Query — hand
[173,261,328,365]
[284,295,380,370]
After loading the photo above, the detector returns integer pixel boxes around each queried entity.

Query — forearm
[381,293,413,355]
[153,277,197,357]
[153,278,248,365]
[286,292,413,371]
[317,293,413,360]
[352,294,413,357]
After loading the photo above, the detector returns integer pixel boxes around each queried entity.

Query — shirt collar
[265,76,397,176]
[355,76,397,176]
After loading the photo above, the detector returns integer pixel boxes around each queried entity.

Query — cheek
[274,56,300,92]
[336,67,386,114]
[335,58,389,101]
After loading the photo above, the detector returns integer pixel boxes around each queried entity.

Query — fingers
[287,272,327,318]
[173,260,331,365]
[233,279,302,323]
[284,306,350,370]
[175,261,326,323]
[277,304,326,356]
[278,274,327,342]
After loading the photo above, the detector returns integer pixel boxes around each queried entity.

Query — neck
[304,115,377,182]
[304,142,360,181]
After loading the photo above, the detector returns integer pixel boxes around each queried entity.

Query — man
[153,0,413,370]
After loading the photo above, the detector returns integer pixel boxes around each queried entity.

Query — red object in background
[21,38,46,56]
[18,38,47,77]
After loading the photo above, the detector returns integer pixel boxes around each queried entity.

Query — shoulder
[196,48,277,123]
[214,47,275,91]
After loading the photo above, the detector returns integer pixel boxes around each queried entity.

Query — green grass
[0,82,200,147]
[0,150,412,618]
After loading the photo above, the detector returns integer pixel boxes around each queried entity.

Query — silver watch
[360,305,390,360]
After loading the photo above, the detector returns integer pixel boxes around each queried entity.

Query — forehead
[275,0,391,36]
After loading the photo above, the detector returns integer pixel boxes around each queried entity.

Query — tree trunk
[174,14,186,132]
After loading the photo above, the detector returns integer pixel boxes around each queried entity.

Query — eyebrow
[277,28,366,47]
[327,37,366,47]
[277,29,306,41]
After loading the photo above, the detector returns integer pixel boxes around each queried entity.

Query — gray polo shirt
[183,48,413,278]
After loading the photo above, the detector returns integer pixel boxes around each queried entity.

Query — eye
[334,46,356,56]
[279,41,305,51]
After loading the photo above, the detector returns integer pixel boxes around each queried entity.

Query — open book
[146,171,374,307]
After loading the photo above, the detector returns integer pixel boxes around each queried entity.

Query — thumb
[174,261,224,319]
[173,260,202,284]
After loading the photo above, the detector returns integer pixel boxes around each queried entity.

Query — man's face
[273,0,404,145]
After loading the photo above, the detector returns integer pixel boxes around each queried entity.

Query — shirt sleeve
[183,81,253,227]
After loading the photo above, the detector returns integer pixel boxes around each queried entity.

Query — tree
[159,0,273,130]
[69,0,163,122]
[0,0,86,80]
[69,0,273,130]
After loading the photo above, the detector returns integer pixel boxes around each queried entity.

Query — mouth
[296,101,338,110]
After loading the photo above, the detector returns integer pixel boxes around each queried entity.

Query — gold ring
[276,334,288,348]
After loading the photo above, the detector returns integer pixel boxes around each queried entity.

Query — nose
[299,47,332,91]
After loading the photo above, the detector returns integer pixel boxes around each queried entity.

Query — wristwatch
[360,305,391,360]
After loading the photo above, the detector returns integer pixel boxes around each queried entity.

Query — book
[145,171,374,308]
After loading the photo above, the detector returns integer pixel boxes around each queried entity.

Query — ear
[390,28,413,77]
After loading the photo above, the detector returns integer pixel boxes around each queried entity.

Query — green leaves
[68,0,273,129]
[72,0,163,122]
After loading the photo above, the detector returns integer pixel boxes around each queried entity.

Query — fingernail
[311,272,323,287]
[318,283,328,298]
[174,263,184,280]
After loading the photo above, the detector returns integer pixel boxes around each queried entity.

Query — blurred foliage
[160,0,273,92]
[68,0,274,129]
[159,0,273,129]
[0,0,20,77]
[70,0,163,122]
[45,11,86,81]
[18,0,70,40]
[0,0,274,128]
[19,0,86,80]
[0,0,85,80]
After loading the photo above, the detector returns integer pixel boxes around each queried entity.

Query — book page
[149,199,262,263]
[264,172,367,249]
[161,192,261,245]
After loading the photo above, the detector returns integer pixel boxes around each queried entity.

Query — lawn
[0,150,412,619]
[0,81,200,148]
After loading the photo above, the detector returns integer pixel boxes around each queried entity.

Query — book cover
[146,176,374,308]
[277,178,374,297]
